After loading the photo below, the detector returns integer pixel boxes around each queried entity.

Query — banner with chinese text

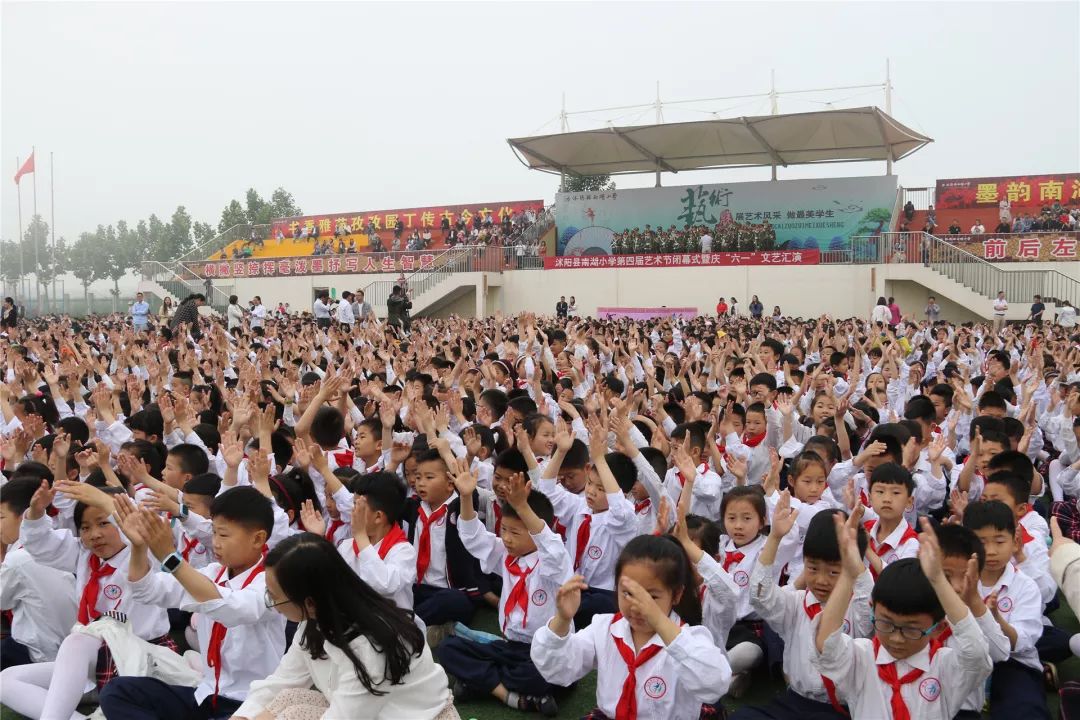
[935,174,1080,210]
[271,200,545,241]
[554,176,896,256]
[597,307,699,320]
[184,252,441,279]
[945,233,1079,262]
[543,249,820,270]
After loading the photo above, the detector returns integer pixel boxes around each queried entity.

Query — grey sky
[2,0,1078,281]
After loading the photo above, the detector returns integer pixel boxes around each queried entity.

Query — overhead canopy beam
[608,127,677,173]
[741,117,788,168]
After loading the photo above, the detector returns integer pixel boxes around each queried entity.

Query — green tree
[245,188,273,225]
[269,187,302,218]
[560,174,615,193]
[69,233,102,306]
[853,208,894,237]
[192,221,216,244]
[218,199,248,234]
[0,239,32,284]
[97,224,136,304]
[156,205,193,260]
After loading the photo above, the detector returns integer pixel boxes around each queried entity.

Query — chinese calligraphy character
[247,261,260,276]
[381,257,396,272]
[310,258,325,274]
[343,257,359,273]
[1038,180,1063,202]
[677,186,719,226]
[384,214,398,230]
[982,238,1007,260]
[325,257,341,273]
[293,258,308,275]
[232,262,245,277]
[420,211,435,228]
[363,257,378,272]
[419,254,435,270]
[318,219,332,234]
[1071,179,1080,201]
[1016,238,1041,259]
[401,255,416,271]
[1005,182,1031,203]
[1050,236,1077,258]
[277,260,292,275]
[975,183,999,204]
[402,213,416,228]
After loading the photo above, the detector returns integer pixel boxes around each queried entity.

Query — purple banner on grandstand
[597,307,699,320]
[554,176,897,256]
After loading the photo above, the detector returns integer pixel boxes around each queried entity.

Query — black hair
[500,489,555,527]
[310,406,345,449]
[271,468,322,524]
[977,392,1007,414]
[74,486,127,528]
[720,486,767,528]
[191,424,222,456]
[929,383,954,408]
[507,395,537,418]
[760,338,784,360]
[968,415,1005,441]
[638,447,668,481]
[183,472,222,498]
[868,462,915,494]
[863,432,903,464]
[493,448,528,475]
[604,452,637,494]
[983,470,1030,506]
[211,486,274,536]
[353,472,407,525]
[963,500,1016,534]
[986,450,1033,485]
[121,439,164,479]
[671,422,706,452]
[414,448,448,472]
[803,509,869,563]
[478,389,509,421]
[128,409,164,440]
[560,439,590,470]
[872,558,945,622]
[789,451,829,481]
[264,534,424,695]
[935,524,986,571]
[903,396,936,424]
[9,461,52,486]
[1001,417,1024,443]
[522,413,554,439]
[804,435,841,465]
[749,373,778,392]
[977,430,1010,452]
[0,477,41,515]
[168,443,210,477]
[55,416,90,446]
[685,515,722,556]
[615,534,702,626]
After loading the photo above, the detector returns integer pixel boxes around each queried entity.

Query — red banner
[185,252,440,278]
[936,174,1080,210]
[271,199,545,240]
[544,249,820,270]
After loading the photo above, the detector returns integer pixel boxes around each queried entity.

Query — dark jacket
[386,294,408,327]
[402,494,488,598]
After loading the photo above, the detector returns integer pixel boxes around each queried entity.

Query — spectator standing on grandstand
[555,296,568,319]
[729,296,740,316]
[970,218,986,235]
[948,219,962,234]
[1056,300,1077,328]
[1029,294,1046,323]
[227,294,244,330]
[700,230,713,253]
[992,290,1008,332]
[313,291,333,329]
[386,285,411,331]
[871,296,890,326]
[771,305,783,320]
[925,296,941,323]
[1,297,17,330]
[927,203,937,227]
[903,199,915,222]
[159,296,174,321]
[1000,198,1012,223]
[749,295,763,319]
[995,218,1012,234]
[715,297,728,317]
[203,276,213,300]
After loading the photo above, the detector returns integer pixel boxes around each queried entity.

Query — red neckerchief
[332,448,354,468]
[872,636,941,720]
[415,504,448,581]
[723,550,745,572]
[376,523,407,560]
[502,555,535,632]
[181,534,202,563]
[864,520,919,580]
[609,613,679,720]
[573,514,592,571]
[324,519,345,543]
[804,594,849,716]
[1019,523,1035,545]
[634,498,651,515]
[207,561,264,706]
[78,555,116,625]
[742,431,766,448]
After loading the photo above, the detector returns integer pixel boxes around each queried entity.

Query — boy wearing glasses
[812,514,993,720]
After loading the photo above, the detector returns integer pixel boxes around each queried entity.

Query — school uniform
[662,462,724,520]
[726,431,773,490]
[976,562,1051,720]
[937,609,1011,716]
[811,613,992,719]
[537,476,638,628]
[765,490,841,582]
[715,534,772,626]
[402,493,487,627]
[101,560,287,719]
[736,559,873,719]
[0,545,78,666]
[233,620,452,720]
[338,524,416,611]
[437,518,572,696]
[696,550,742,650]
[864,519,919,579]
[531,612,731,720]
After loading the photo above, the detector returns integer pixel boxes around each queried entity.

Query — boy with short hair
[863,463,920,579]
[979,471,1056,603]
[811,518,993,719]
[438,464,570,716]
[102,486,287,718]
[963,500,1051,719]
[955,428,1009,500]
[663,422,724,516]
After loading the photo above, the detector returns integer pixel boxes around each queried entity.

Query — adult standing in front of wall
[748,295,763,320]
[992,290,1008,332]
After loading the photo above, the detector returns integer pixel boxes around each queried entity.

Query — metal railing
[175,223,273,264]
[823,232,1080,307]
[901,187,935,211]
[140,260,233,312]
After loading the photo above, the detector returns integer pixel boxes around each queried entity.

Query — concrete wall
[231,271,403,310]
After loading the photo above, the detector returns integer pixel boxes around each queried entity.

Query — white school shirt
[765,489,842,581]
[662,463,724,520]
[749,559,874,703]
[458,517,573,642]
[338,531,416,611]
[538,477,637,591]
[414,494,456,588]
[531,612,731,720]
[129,560,286,704]
[1016,522,1056,605]
[695,551,742,649]
[0,546,78,662]
[976,562,1043,671]
[945,611,1011,713]
[19,514,171,641]
[865,518,920,567]
[812,613,992,720]
[717,535,768,621]
[234,620,451,720]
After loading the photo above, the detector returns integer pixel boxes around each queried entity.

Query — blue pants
[573,587,616,629]
[437,636,551,695]
[98,676,242,720]
[1036,621,1072,664]
[988,659,1050,720]
[413,583,476,626]
[0,637,33,669]
[729,689,847,720]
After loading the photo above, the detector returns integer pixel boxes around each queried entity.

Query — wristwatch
[161,552,183,574]
[177,502,189,520]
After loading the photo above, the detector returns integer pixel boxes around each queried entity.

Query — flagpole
[16,156,24,299]
[32,145,39,313]
[51,152,56,313]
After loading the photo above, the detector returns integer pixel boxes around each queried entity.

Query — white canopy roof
[507,106,931,177]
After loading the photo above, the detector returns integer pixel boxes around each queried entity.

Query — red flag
[14,153,34,185]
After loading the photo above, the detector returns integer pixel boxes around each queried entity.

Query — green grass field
[3,598,1076,720]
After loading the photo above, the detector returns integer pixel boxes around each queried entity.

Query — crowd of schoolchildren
[0,303,1078,720]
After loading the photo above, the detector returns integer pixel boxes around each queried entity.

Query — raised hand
[916,517,946,584]
[299,500,325,535]
[770,490,799,538]
[555,575,588,623]
[450,460,478,498]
